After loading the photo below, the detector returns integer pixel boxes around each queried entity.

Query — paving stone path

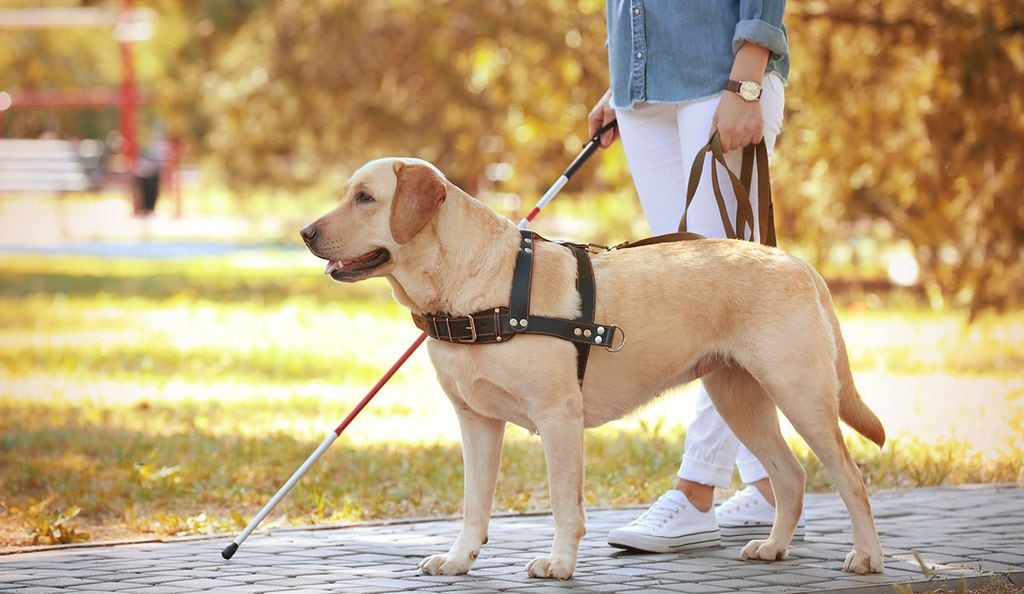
[2,485,1022,593]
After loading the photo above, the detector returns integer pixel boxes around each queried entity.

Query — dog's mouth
[323,248,392,281]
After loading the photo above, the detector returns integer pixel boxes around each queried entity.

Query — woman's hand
[588,89,620,148]
[716,41,771,152]
[712,91,764,152]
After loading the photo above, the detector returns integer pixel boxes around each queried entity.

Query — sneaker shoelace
[631,494,686,529]
[716,486,761,518]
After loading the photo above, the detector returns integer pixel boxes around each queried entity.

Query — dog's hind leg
[758,369,885,574]
[418,406,505,576]
[702,366,806,562]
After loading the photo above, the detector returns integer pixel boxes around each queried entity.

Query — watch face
[739,81,761,101]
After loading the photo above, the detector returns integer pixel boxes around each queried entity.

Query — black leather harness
[412,230,623,385]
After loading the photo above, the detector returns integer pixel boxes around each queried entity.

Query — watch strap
[725,79,762,100]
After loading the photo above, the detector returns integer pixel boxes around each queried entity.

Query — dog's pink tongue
[324,260,343,275]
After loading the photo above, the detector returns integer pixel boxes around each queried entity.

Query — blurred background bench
[0,138,105,195]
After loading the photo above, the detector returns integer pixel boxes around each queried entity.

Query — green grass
[1,252,1021,550]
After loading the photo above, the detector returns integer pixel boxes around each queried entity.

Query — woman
[588,0,805,553]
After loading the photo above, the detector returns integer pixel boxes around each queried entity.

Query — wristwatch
[725,79,762,102]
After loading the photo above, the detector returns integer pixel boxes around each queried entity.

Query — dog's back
[580,239,882,446]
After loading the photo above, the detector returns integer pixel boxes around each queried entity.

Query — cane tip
[221,542,239,560]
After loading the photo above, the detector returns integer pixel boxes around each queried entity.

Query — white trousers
[615,73,785,488]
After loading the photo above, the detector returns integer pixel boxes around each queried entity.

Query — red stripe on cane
[333,332,428,436]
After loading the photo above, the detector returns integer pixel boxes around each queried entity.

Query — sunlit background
[0,0,1021,550]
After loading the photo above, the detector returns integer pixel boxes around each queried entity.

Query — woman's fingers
[601,116,619,148]
[587,109,603,139]
[588,90,619,148]
[713,93,765,151]
[595,109,617,148]
[716,121,762,152]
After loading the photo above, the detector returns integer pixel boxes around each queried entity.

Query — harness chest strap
[411,230,621,385]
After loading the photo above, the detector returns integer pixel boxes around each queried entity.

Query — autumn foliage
[1,0,1021,314]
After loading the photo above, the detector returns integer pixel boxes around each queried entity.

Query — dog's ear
[390,161,447,245]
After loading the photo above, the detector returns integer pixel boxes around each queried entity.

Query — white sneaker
[715,485,807,541]
[607,490,721,553]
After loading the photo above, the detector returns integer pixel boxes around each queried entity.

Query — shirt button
[633,7,640,15]
[636,51,643,59]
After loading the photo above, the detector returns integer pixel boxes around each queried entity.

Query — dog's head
[301,158,447,282]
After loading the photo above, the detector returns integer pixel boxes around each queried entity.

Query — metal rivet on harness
[583,329,592,338]
[595,336,603,344]
[519,319,528,328]
[510,319,518,327]
[597,326,605,335]
[524,247,532,254]
[525,237,532,244]
[496,336,502,341]
[494,308,500,313]
[573,328,582,336]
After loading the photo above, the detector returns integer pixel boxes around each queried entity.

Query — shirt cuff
[732,19,788,60]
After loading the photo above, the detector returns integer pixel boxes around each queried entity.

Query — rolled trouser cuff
[677,453,734,489]
[736,455,769,485]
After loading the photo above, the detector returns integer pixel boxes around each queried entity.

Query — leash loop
[680,132,776,247]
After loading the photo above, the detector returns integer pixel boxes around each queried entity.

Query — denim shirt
[606,0,790,110]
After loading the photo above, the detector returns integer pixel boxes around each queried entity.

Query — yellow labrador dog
[301,158,886,580]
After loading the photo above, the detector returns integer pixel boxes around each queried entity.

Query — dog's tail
[811,269,886,448]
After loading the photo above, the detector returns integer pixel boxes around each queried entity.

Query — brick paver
[2,485,1022,593]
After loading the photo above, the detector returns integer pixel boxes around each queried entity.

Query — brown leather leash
[607,132,776,251]
[681,132,776,247]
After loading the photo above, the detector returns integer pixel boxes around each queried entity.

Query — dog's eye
[353,191,375,204]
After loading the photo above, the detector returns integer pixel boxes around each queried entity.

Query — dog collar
[412,230,623,385]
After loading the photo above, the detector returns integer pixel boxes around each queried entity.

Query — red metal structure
[119,2,139,168]
[0,2,152,170]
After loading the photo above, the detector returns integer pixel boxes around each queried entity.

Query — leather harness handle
[679,132,776,247]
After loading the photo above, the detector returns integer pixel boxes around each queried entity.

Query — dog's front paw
[843,548,884,573]
[417,553,474,576]
[740,538,789,562]
[525,555,575,580]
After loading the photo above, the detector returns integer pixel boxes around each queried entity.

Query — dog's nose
[300,224,318,243]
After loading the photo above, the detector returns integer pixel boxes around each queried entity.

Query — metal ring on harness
[604,327,626,352]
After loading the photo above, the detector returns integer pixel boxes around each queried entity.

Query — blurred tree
[156,0,611,195]
[782,0,1024,315]
[1,0,1020,315]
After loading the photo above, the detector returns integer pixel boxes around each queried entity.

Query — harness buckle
[447,315,478,343]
